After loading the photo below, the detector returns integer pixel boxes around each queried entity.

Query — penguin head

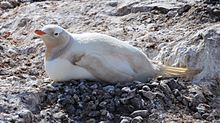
[35,25,71,49]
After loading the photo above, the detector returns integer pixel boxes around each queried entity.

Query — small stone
[88,111,100,117]
[113,4,131,16]
[82,95,91,102]
[90,84,98,89]
[0,106,5,113]
[131,116,143,123]
[147,81,158,89]
[120,116,132,122]
[212,120,220,123]
[0,45,4,51]
[173,89,181,97]
[130,110,149,118]
[206,115,215,121]
[73,94,80,102]
[103,85,115,93]
[182,96,191,106]
[0,1,14,9]
[209,109,220,118]
[202,113,210,119]
[53,112,66,119]
[45,84,58,91]
[17,18,30,27]
[99,101,107,108]
[115,88,122,96]
[16,118,25,123]
[120,97,130,104]
[142,85,151,91]
[192,92,207,108]
[107,1,118,7]
[86,118,96,123]
[65,105,76,114]
[204,0,220,4]
[100,109,108,116]
[134,81,145,88]
[79,82,87,90]
[106,112,114,120]
[17,109,33,123]
[166,79,184,90]
[86,101,96,110]
[99,121,110,123]
[177,5,191,16]
[57,94,74,106]
[196,103,210,114]
[40,110,47,117]
[130,97,144,109]
[139,90,156,100]
[8,0,20,7]
[121,87,131,93]
[193,112,202,119]
[166,10,177,18]
[120,119,130,123]
[159,81,172,94]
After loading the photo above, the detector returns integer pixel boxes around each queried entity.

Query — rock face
[0,0,220,122]
[155,24,220,83]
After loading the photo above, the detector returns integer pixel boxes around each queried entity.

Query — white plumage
[35,25,196,83]
[45,58,95,81]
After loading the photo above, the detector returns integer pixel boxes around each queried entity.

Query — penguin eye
[54,32,59,36]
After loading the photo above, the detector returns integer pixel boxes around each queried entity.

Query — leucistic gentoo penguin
[35,25,198,83]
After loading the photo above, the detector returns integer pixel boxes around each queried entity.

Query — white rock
[155,24,220,83]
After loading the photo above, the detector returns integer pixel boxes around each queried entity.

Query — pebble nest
[35,78,219,123]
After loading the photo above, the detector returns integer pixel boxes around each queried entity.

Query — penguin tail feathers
[159,65,201,78]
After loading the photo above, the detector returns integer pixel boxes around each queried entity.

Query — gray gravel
[17,78,218,122]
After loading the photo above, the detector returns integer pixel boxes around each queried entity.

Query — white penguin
[35,25,198,83]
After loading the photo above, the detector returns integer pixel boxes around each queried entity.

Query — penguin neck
[45,39,73,61]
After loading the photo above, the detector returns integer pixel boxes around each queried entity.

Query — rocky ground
[0,0,220,122]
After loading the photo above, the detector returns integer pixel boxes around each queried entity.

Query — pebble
[100,109,108,116]
[88,111,100,117]
[212,120,220,123]
[120,118,130,123]
[130,110,149,118]
[177,4,191,16]
[139,90,156,100]
[193,112,202,119]
[53,112,66,119]
[131,116,143,123]
[202,113,210,119]
[121,87,132,93]
[147,81,159,89]
[106,1,118,7]
[192,93,207,107]
[86,118,96,123]
[90,84,98,89]
[165,79,184,90]
[196,103,211,114]
[142,85,151,91]
[17,109,33,123]
[103,85,115,93]
[159,81,172,94]
[0,1,14,9]
[17,18,30,27]
[99,101,107,108]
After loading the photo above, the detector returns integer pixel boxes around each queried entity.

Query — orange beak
[34,30,46,36]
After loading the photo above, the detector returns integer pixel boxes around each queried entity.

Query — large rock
[111,1,183,16]
[155,24,220,83]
